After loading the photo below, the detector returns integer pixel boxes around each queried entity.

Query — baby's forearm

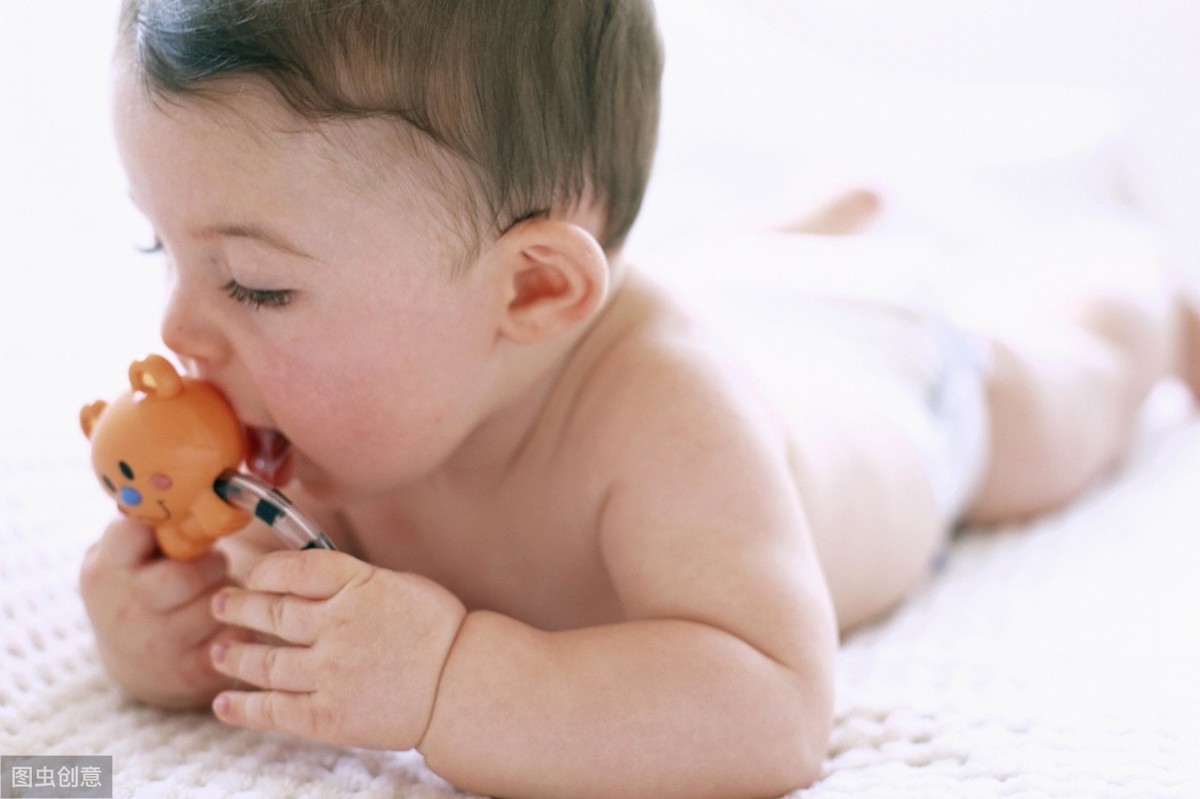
[419,612,832,799]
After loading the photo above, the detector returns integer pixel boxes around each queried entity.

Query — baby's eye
[135,237,164,255]
[221,279,293,310]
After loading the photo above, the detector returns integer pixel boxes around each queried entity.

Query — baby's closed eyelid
[221,278,294,310]
[135,236,164,255]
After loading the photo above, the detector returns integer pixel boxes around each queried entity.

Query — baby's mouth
[244,425,294,487]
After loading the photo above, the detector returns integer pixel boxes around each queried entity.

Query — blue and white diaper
[645,231,991,524]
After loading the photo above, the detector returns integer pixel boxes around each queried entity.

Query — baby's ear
[494,219,609,344]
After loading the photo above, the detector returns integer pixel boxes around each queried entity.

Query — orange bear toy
[81,354,249,560]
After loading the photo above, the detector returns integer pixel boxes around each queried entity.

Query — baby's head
[111,1,663,500]
[118,0,663,262]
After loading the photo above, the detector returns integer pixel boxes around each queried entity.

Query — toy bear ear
[129,354,184,399]
[80,400,107,440]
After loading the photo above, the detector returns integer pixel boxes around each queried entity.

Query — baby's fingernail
[213,694,231,718]
[212,592,227,615]
[211,642,228,664]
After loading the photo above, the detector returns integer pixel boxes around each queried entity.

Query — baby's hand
[80,517,245,708]
[209,551,466,750]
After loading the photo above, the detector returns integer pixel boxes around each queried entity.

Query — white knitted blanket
[3,378,1198,798]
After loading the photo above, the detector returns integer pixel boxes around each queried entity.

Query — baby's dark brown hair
[119,0,662,257]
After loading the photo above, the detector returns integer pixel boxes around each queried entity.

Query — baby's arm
[420,361,839,798]
[208,348,838,797]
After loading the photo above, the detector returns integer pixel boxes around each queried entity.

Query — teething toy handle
[214,471,336,551]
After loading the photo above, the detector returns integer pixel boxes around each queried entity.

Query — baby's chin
[288,454,409,506]
[280,450,356,502]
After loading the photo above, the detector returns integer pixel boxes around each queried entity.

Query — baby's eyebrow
[201,223,318,261]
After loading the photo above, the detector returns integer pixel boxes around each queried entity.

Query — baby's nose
[119,486,143,506]
[161,285,232,375]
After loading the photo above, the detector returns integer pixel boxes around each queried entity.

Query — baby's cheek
[320,400,442,487]
[268,352,445,485]
[290,393,379,463]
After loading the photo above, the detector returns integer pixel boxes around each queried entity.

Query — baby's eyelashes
[135,236,164,255]
[221,278,294,310]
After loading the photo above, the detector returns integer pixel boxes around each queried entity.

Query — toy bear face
[81,355,245,529]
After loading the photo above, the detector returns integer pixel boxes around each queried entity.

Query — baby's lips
[243,426,294,487]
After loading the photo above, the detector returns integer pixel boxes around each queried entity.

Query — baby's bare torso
[334,472,625,630]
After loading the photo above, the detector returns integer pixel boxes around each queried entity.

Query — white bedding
[3,1,1199,797]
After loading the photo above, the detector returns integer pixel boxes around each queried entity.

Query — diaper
[645,232,991,524]
[902,312,991,523]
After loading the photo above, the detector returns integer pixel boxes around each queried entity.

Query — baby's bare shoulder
[568,274,780,454]
[562,274,797,523]
[559,275,833,659]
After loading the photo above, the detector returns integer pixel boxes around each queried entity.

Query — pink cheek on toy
[150,473,174,491]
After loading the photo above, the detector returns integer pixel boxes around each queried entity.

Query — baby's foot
[776,188,882,236]
[1177,282,1200,402]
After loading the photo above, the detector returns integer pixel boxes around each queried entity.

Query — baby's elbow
[788,732,828,793]
[763,669,833,794]
[770,709,829,794]
[736,715,827,797]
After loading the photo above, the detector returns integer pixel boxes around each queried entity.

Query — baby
[81,2,1200,798]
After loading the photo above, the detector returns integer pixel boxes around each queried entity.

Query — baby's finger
[210,640,313,693]
[213,689,326,742]
[245,550,362,599]
[91,517,161,570]
[135,551,229,613]
[211,588,322,645]
[172,640,230,699]
[169,590,235,650]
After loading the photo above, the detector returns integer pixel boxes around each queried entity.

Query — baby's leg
[964,281,1197,524]
[775,188,882,236]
